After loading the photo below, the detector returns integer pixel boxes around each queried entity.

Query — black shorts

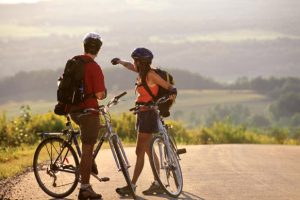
[136,110,159,133]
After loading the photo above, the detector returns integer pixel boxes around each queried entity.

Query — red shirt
[78,55,105,109]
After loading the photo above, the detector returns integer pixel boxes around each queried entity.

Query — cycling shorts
[136,110,159,133]
[70,108,100,145]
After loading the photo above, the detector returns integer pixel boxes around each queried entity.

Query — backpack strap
[73,56,97,99]
[141,73,157,101]
[142,82,156,100]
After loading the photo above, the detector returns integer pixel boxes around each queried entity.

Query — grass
[0,144,37,180]
[0,141,136,180]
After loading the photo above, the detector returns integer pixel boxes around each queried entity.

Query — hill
[0,68,222,104]
[0,0,300,80]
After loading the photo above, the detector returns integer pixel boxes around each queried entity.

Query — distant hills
[0,68,223,103]
[0,0,300,80]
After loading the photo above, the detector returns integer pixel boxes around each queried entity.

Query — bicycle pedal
[100,177,110,182]
[177,148,186,155]
[91,173,110,182]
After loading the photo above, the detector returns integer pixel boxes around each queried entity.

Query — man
[70,32,106,200]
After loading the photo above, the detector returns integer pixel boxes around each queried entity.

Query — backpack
[54,56,93,115]
[143,68,175,117]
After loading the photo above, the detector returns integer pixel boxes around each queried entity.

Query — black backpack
[143,68,175,117]
[54,56,93,115]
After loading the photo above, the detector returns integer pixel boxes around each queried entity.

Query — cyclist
[70,32,106,200]
[111,48,177,196]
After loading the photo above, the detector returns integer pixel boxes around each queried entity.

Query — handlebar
[83,91,127,114]
[115,91,127,99]
[129,95,169,114]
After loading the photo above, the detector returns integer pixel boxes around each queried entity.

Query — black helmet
[83,32,102,55]
[131,47,153,61]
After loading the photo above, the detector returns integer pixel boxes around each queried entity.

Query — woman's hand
[111,58,120,65]
[111,58,136,72]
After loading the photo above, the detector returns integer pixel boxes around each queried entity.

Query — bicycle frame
[34,91,137,199]
[91,108,131,172]
[155,111,177,170]
[39,96,131,178]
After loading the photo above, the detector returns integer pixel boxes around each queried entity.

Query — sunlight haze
[0,0,299,80]
[0,0,49,4]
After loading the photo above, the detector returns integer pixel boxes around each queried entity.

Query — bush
[111,112,137,143]
[0,107,298,147]
[201,121,276,144]
[0,106,65,147]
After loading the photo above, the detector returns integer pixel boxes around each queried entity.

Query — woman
[111,47,177,196]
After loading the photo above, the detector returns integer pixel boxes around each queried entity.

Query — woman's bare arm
[148,70,177,101]
[111,58,137,72]
[119,60,137,72]
[148,70,172,90]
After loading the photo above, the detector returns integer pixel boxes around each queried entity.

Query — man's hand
[95,89,107,100]
[111,58,120,65]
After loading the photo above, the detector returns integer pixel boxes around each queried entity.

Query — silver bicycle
[130,96,186,198]
[33,92,136,199]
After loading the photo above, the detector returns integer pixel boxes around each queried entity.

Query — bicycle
[130,96,186,198]
[33,91,136,199]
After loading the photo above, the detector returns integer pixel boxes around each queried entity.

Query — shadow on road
[136,191,204,200]
[180,191,205,200]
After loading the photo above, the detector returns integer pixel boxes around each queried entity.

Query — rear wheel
[111,135,136,199]
[149,136,183,198]
[33,137,79,198]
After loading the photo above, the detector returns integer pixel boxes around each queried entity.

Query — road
[3,145,300,200]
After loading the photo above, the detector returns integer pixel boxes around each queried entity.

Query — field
[0,89,270,123]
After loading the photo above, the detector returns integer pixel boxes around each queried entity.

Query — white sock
[80,183,90,189]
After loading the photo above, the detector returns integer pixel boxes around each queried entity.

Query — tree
[270,93,300,120]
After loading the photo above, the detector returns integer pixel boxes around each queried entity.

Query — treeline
[230,76,300,98]
[1,68,300,125]
[228,76,300,121]
[0,68,223,103]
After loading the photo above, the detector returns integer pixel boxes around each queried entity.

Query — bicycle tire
[149,135,183,198]
[111,135,136,199]
[33,137,80,198]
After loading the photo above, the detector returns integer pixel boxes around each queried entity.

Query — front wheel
[149,135,183,198]
[33,137,80,198]
[111,135,136,199]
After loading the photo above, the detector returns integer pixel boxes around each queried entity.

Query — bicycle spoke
[33,137,79,198]
[150,136,183,198]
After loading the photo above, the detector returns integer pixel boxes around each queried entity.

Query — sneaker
[78,185,102,200]
[142,182,165,195]
[116,185,136,196]
[91,160,98,175]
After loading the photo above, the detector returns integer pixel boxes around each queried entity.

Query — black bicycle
[130,96,186,198]
[33,92,136,199]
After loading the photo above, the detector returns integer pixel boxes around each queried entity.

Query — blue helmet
[131,47,153,61]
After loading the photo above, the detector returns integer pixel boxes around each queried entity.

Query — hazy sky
[0,0,299,80]
[0,0,47,3]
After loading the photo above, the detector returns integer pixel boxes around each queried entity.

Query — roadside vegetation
[1,99,300,179]
[1,75,300,179]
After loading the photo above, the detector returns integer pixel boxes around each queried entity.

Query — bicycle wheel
[33,137,80,198]
[111,135,136,199]
[149,135,183,198]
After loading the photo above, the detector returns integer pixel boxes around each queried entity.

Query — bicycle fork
[109,135,131,171]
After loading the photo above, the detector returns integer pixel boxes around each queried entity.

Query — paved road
[4,145,300,200]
